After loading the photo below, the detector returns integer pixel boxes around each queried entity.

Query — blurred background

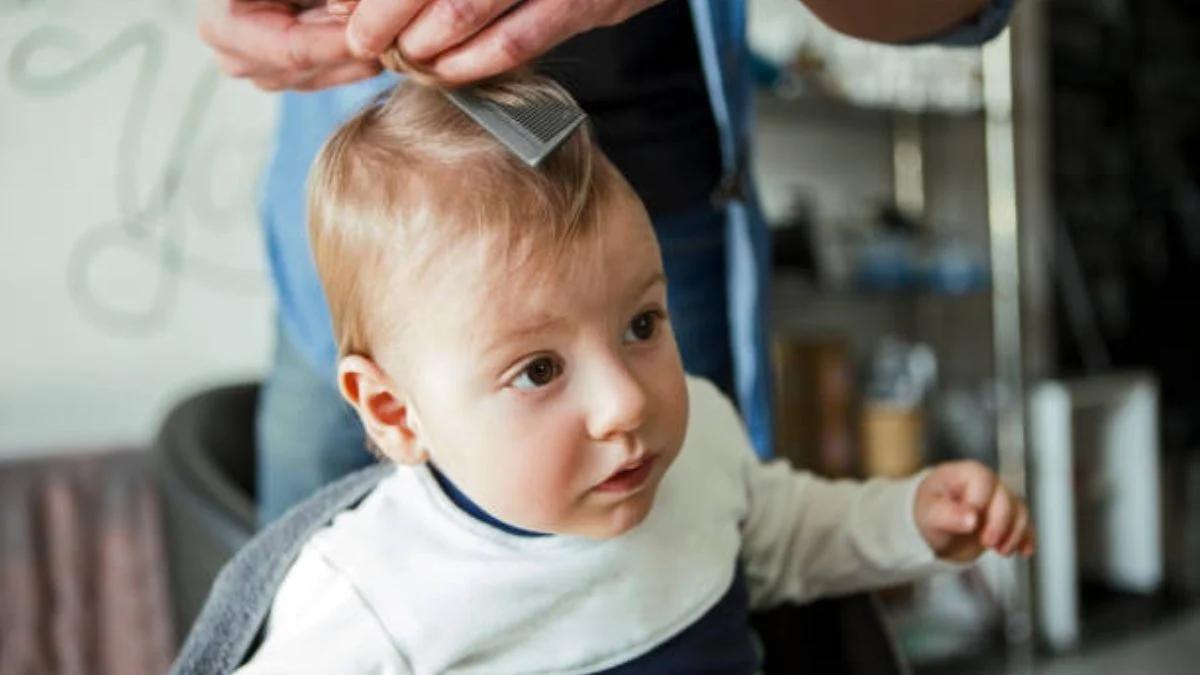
[3,0,1200,672]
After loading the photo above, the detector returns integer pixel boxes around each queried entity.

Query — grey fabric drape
[0,451,174,675]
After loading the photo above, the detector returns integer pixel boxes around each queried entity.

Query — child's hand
[914,460,1035,563]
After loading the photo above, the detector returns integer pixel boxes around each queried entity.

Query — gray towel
[169,463,392,675]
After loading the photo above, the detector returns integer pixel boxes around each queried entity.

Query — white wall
[1,0,277,457]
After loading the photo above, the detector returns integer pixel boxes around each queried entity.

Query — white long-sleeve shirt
[236,377,948,674]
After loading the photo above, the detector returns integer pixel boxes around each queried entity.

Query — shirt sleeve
[739,458,962,610]
[928,0,1016,46]
[233,547,412,675]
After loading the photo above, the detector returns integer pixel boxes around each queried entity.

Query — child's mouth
[595,456,656,493]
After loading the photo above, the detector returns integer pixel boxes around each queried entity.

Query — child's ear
[337,355,428,465]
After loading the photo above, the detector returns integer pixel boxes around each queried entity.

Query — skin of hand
[343,0,666,85]
[199,0,991,91]
[341,0,991,86]
[803,0,990,43]
[914,460,1036,563]
[197,0,382,91]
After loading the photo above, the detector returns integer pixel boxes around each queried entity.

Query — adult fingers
[398,0,519,63]
[298,4,352,25]
[324,1,358,23]
[428,0,583,85]
[242,51,383,92]
[222,4,357,73]
[294,60,385,91]
[251,74,289,92]
[347,0,427,58]
[213,48,263,79]
[197,0,241,51]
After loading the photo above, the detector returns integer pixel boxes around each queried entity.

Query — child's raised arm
[737,451,1032,610]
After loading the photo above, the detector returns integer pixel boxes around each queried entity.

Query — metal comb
[285,0,585,166]
[444,88,587,168]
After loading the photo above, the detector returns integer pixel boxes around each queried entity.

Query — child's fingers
[981,485,1013,547]
[935,460,996,509]
[923,497,979,535]
[997,500,1029,555]
[1020,532,1036,557]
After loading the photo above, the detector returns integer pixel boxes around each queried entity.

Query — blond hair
[308,74,622,359]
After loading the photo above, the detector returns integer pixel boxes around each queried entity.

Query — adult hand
[914,460,1035,563]
[801,0,990,43]
[345,0,665,86]
[198,0,383,91]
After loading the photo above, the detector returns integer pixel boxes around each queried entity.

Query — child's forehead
[458,227,606,314]
[414,185,643,279]
[410,197,660,334]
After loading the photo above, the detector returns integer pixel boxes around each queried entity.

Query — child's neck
[428,464,548,537]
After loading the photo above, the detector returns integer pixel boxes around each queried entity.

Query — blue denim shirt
[260,0,1016,457]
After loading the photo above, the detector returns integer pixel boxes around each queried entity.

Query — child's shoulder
[684,375,740,421]
[304,465,435,560]
[244,543,405,674]
[680,375,754,464]
[653,376,757,522]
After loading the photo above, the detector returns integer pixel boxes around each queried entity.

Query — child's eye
[623,310,663,344]
[511,356,563,391]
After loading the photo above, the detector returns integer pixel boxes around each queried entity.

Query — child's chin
[578,491,658,540]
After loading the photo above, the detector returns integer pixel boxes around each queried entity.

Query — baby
[234,75,1033,674]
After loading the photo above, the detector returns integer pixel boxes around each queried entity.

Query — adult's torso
[541,0,723,213]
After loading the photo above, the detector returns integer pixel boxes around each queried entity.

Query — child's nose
[584,356,649,442]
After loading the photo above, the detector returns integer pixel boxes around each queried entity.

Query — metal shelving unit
[754,3,1057,667]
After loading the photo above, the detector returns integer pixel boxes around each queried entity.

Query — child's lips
[594,455,657,494]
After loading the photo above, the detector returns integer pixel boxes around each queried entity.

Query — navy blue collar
[428,464,548,538]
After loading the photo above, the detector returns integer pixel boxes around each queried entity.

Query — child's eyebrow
[481,271,666,358]
[637,272,667,295]
[483,314,568,357]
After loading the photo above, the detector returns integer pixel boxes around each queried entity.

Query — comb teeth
[445,88,587,167]
[492,96,584,143]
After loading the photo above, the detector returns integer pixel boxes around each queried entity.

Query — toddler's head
[309,76,689,538]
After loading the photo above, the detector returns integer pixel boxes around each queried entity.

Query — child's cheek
[528,414,591,494]
[651,355,689,455]
[495,409,590,524]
